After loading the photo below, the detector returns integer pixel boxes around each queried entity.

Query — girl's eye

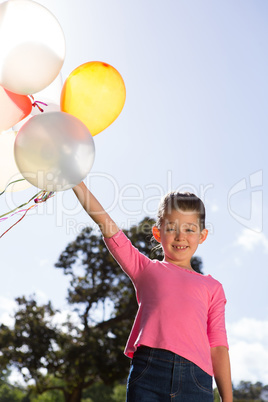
[166,227,175,232]
[165,226,197,233]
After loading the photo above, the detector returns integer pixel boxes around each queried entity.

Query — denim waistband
[135,345,193,364]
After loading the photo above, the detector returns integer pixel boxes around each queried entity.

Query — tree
[0,370,28,401]
[111,384,126,402]
[0,217,203,401]
[233,380,266,401]
[81,381,113,402]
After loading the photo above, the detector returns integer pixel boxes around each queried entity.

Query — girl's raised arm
[72,181,120,238]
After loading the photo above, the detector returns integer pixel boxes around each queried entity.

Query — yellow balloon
[60,61,126,136]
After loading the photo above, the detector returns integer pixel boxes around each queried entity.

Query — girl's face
[152,209,208,270]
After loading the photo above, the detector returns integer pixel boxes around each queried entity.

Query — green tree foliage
[0,371,28,402]
[0,383,27,402]
[0,218,203,402]
[214,388,221,401]
[111,384,126,402]
[81,381,113,401]
[30,389,63,402]
[80,381,126,402]
[233,380,268,401]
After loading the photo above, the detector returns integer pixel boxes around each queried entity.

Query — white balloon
[0,130,32,192]
[14,112,95,192]
[0,0,65,95]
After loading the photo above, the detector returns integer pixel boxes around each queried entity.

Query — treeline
[0,378,267,401]
[214,381,268,401]
[233,381,268,401]
[0,376,127,402]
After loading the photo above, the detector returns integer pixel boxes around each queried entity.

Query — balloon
[0,131,32,192]
[14,112,95,192]
[60,61,126,136]
[0,86,32,131]
[0,0,65,95]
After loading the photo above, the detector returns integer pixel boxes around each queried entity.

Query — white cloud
[227,318,268,385]
[230,341,268,384]
[0,296,16,326]
[235,228,268,253]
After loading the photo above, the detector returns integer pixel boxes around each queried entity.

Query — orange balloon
[0,86,32,131]
[60,61,126,136]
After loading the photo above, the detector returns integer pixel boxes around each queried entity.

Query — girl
[73,182,232,402]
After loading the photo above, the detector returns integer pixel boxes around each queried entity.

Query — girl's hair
[155,192,206,231]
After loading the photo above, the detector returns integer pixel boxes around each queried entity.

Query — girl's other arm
[72,181,119,238]
[211,346,233,402]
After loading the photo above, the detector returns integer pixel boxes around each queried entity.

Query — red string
[0,205,36,239]
[0,191,54,239]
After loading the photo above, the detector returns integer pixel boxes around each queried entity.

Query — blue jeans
[126,346,213,402]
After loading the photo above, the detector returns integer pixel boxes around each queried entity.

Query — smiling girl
[73,184,232,402]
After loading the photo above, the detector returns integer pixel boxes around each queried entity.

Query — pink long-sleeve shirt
[104,230,228,376]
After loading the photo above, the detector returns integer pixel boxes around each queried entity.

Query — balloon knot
[34,191,54,204]
[30,95,48,113]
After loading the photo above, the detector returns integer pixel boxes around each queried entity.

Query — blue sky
[0,0,268,385]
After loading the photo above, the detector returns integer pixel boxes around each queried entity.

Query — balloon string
[0,205,36,239]
[30,95,48,113]
[0,179,26,196]
[0,190,42,220]
[34,191,54,203]
[0,208,33,222]
[0,191,55,238]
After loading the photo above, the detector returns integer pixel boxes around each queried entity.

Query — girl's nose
[175,230,184,241]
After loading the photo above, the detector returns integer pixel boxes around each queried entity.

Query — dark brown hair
[156,192,206,231]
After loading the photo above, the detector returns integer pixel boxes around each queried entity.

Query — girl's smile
[172,245,188,250]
